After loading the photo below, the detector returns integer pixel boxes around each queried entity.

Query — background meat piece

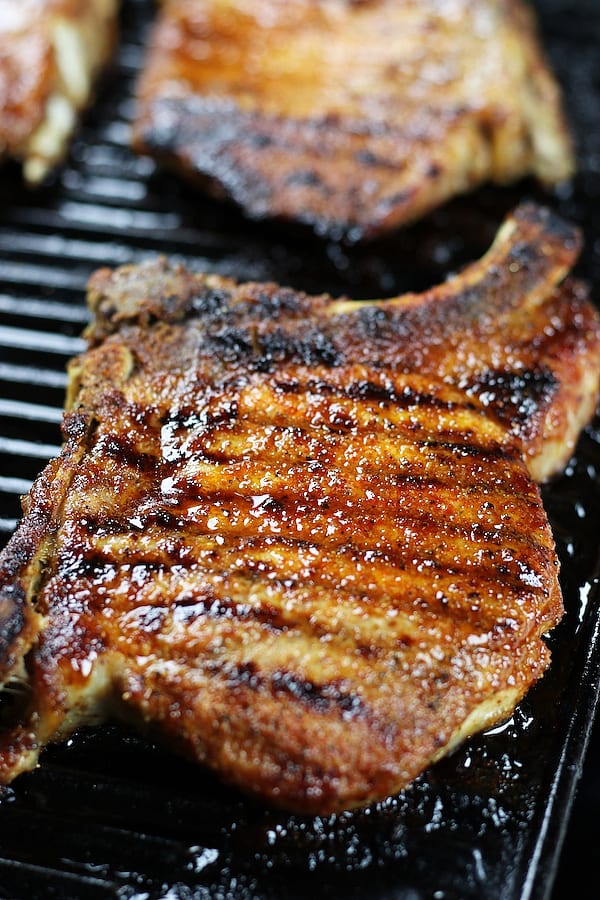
[132,0,575,240]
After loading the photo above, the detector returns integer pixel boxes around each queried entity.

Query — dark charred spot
[249,132,272,148]
[0,585,27,664]
[377,188,416,212]
[208,326,254,362]
[167,400,239,431]
[354,149,380,167]
[506,240,538,271]
[346,379,398,405]
[424,439,510,463]
[514,203,579,249]
[223,660,262,690]
[356,304,392,338]
[81,516,131,536]
[220,664,366,718]
[274,378,302,394]
[173,595,291,633]
[63,410,90,440]
[250,288,304,319]
[285,169,323,188]
[59,551,116,579]
[190,287,233,317]
[97,436,157,472]
[146,509,185,530]
[540,215,580,249]
[271,671,366,718]
[253,327,343,371]
[466,368,557,426]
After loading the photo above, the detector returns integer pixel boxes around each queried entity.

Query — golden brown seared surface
[132,0,575,240]
[0,0,119,184]
[0,204,599,813]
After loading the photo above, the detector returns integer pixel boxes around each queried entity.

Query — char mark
[276,375,478,415]
[254,327,343,371]
[97,435,158,472]
[208,326,254,362]
[164,400,239,432]
[248,288,305,319]
[284,169,326,189]
[0,584,28,669]
[172,595,291,633]
[465,368,557,425]
[190,286,234,318]
[221,661,367,719]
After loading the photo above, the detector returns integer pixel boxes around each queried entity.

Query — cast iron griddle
[0,1,598,898]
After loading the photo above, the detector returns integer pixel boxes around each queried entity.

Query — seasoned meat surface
[0,204,599,813]
[132,0,575,240]
[0,0,119,184]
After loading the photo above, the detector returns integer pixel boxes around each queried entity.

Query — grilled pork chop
[132,0,575,241]
[0,204,599,814]
[0,0,119,184]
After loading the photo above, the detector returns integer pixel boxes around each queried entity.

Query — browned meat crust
[132,0,575,241]
[0,204,598,813]
[0,0,119,184]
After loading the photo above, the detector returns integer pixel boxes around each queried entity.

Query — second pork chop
[132,0,575,241]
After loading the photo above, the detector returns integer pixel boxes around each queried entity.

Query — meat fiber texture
[0,204,599,814]
[132,0,575,241]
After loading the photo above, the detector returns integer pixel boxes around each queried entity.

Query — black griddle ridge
[0,2,599,898]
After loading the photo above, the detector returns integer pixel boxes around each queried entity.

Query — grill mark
[91,490,550,593]
[204,324,345,370]
[170,584,419,654]
[161,461,541,540]
[244,287,306,319]
[56,532,547,658]
[163,399,240,432]
[219,661,368,720]
[272,376,475,411]
[176,427,518,485]
[59,515,546,610]
[163,569,522,650]
[254,327,343,370]
[463,368,558,426]
[80,508,188,535]
[171,594,293,634]
[190,286,234,317]
[284,169,326,188]
[172,401,512,465]
[207,326,254,362]
[94,435,159,473]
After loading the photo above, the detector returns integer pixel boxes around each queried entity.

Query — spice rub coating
[0,204,599,813]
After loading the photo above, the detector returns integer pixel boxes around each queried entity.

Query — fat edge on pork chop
[132,0,575,241]
[0,0,120,184]
[0,204,599,814]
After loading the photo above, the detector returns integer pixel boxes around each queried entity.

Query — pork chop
[132,0,575,241]
[0,0,119,184]
[0,203,598,813]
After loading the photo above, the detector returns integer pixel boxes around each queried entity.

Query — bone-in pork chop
[132,0,575,241]
[0,204,599,813]
[0,0,119,184]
